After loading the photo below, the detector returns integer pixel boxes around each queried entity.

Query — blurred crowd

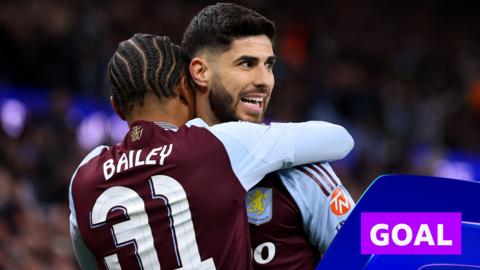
[1,0,480,269]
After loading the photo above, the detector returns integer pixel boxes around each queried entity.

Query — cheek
[223,74,249,95]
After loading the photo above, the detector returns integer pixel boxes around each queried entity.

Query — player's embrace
[69,34,354,269]
[180,3,356,269]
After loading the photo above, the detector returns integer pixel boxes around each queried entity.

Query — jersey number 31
[90,175,216,270]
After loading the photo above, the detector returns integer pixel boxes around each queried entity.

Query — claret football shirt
[69,118,353,270]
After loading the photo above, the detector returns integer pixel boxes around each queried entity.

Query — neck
[127,95,190,127]
[128,113,184,127]
[195,92,220,126]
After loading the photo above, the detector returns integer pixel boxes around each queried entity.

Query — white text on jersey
[103,144,173,180]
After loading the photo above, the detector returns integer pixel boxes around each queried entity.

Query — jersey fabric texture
[69,118,354,270]
[247,163,355,269]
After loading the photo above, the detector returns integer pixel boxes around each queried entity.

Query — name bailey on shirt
[103,144,173,180]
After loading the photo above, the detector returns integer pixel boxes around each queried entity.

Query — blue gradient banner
[317,175,480,270]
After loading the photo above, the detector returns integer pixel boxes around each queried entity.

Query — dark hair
[108,33,186,115]
[181,3,275,59]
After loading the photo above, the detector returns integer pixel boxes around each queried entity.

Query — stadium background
[1,0,480,268]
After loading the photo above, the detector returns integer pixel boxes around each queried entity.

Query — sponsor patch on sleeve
[330,187,351,216]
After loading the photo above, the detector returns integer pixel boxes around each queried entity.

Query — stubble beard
[208,77,240,124]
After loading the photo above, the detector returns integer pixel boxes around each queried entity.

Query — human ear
[110,96,126,121]
[189,57,209,92]
[177,76,194,105]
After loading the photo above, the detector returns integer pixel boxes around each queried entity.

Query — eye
[240,61,254,68]
[265,60,275,70]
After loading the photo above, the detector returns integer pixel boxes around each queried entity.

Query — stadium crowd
[1,0,479,268]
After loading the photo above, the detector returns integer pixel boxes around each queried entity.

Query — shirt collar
[153,121,178,131]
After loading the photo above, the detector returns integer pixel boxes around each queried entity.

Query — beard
[208,77,240,123]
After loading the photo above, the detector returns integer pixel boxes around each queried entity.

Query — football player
[182,3,356,269]
[69,34,353,269]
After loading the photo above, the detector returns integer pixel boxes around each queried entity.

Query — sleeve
[70,221,99,270]
[278,162,355,253]
[209,121,354,190]
[69,145,108,269]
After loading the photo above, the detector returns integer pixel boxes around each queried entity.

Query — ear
[177,76,193,105]
[189,57,209,92]
[110,96,126,121]
[177,75,196,118]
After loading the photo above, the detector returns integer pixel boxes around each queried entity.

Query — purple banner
[361,212,462,255]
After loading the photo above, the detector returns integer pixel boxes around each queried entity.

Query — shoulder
[69,145,110,224]
[70,145,110,186]
[186,118,272,135]
[279,163,341,199]
[185,118,210,128]
[78,145,110,169]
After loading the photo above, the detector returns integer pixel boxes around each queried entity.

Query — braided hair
[108,33,186,115]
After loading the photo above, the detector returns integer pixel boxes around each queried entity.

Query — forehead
[221,35,274,60]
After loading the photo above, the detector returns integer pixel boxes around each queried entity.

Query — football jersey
[69,118,354,270]
[247,163,355,269]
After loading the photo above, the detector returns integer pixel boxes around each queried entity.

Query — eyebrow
[234,55,277,65]
[234,55,258,65]
[266,56,277,63]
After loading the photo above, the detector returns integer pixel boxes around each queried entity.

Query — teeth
[242,97,263,104]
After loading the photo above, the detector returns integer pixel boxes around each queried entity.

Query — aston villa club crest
[246,187,272,225]
[130,125,143,142]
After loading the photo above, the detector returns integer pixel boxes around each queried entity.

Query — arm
[70,220,99,270]
[270,121,353,164]
[208,120,354,190]
[70,183,99,270]
[68,146,107,269]
[278,162,355,253]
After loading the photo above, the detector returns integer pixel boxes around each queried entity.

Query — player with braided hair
[69,33,353,269]
[109,34,184,118]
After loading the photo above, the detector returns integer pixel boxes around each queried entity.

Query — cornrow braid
[108,33,186,115]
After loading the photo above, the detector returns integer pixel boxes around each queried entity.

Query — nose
[252,65,274,91]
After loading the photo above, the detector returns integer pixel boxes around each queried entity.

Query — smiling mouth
[240,96,263,107]
[239,96,265,115]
